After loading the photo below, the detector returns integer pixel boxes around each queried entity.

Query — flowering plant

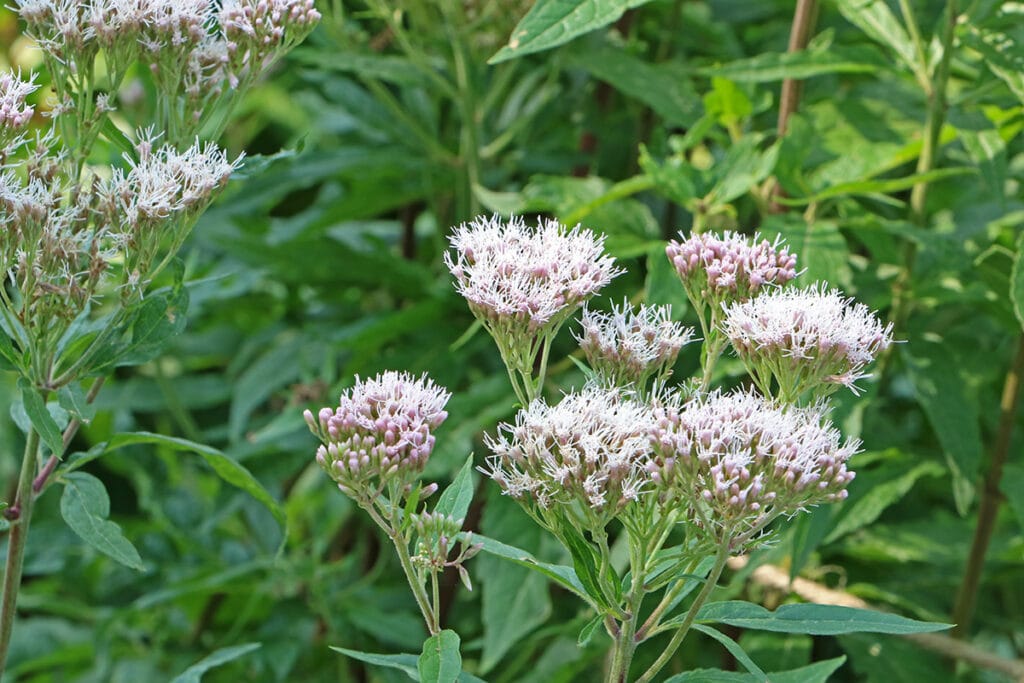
[0,0,318,673]
[312,216,947,682]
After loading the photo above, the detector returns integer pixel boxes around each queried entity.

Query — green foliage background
[1,0,1023,680]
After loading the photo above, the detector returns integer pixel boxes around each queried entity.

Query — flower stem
[951,334,1024,638]
[635,543,731,683]
[0,428,41,675]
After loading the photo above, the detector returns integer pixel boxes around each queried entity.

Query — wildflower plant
[0,0,318,674]
[366,216,937,683]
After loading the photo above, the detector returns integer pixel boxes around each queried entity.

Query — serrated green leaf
[19,378,64,458]
[418,630,461,683]
[434,455,475,523]
[698,601,951,635]
[664,656,846,683]
[60,472,144,570]
[170,643,262,683]
[489,0,656,64]
[833,0,918,73]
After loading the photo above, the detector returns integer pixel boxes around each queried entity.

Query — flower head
[446,215,622,333]
[306,371,451,497]
[721,284,894,398]
[0,72,38,131]
[482,385,655,526]
[649,390,857,546]
[666,230,797,305]
[220,0,321,77]
[576,301,695,389]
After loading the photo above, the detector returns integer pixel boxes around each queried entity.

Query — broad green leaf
[639,145,697,208]
[170,643,262,683]
[577,613,604,647]
[698,47,878,82]
[1012,232,1024,329]
[664,656,846,683]
[826,460,943,542]
[692,625,767,679]
[703,77,752,130]
[473,533,587,599]
[57,383,96,424]
[787,505,835,581]
[418,630,461,683]
[330,647,419,680]
[489,0,656,64]
[561,524,616,610]
[697,601,951,635]
[903,342,983,514]
[839,633,947,682]
[567,43,701,126]
[0,326,20,370]
[479,491,554,672]
[64,432,285,530]
[113,285,189,367]
[434,455,476,523]
[833,0,918,73]
[707,135,780,206]
[19,378,64,457]
[764,219,851,290]
[60,472,144,570]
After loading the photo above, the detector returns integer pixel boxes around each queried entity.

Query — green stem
[0,428,41,674]
[951,334,1024,638]
[635,543,731,683]
[390,530,440,635]
[607,532,647,683]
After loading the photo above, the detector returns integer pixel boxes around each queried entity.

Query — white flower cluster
[721,284,894,397]
[649,390,858,542]
[0,72,37,131]
[482,385,653,521]
[577,301,695,389]
[446,215,622,333]
[306,372,452,497]
[106,138,239,227]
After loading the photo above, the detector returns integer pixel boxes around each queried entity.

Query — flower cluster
[306,372,451,498]
[409,511,482,590]
[446,215,622,333]
[12,0,321,141]
[482,385,654,527]
[577,301,694,390]
[446,214,621,402]
[721,284,894,399]
[0,72,37,131]
[649,390,858,544]
[665,230,798,304]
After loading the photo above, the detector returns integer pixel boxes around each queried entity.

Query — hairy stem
[635,543,731,683]
[951,334,1024,638]
[0,428,41,674]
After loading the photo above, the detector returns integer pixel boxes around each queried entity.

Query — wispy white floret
[649,389,858,544]
[306,371,452,497]
[666,230,797,302]
[721,284,894,397]
[577,301,695,388]
[482,385,655,522]
[0,72,38,130]
[446,215,622,332]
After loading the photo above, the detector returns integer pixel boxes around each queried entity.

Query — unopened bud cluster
[577,301,694,389]
[649,390,857,544]
[306,372,451,498]
[409,511,482,590]
[721,284,894,398]
[0,72,36,132]
[666,231,798,304]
